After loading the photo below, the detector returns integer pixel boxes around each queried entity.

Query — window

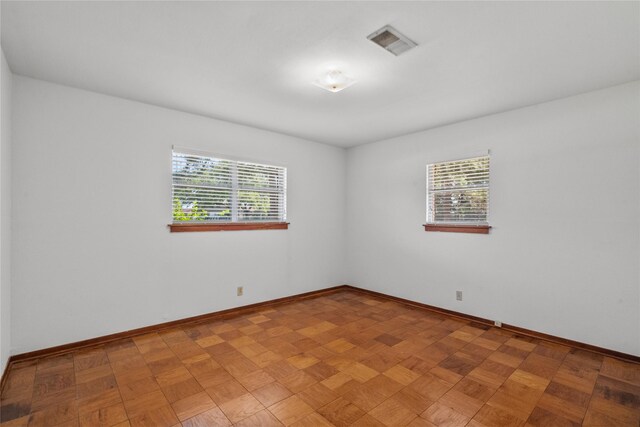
[170,148,287,232]
[425,155,490,234]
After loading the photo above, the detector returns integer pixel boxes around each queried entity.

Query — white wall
[8,75,640,357]
[0,49,12,373]
[11,76,346,354]
[346,82,640,356]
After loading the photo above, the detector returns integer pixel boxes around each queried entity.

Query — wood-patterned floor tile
[533,393,585,424]
[364,374,404,399]
[235,409,284,427]
[453,377,496,402]
[438,388,484,418]
[279,370,317,394]
[36,355,74,373]
[400,355,438,376]
[430,365,464,385]
[128,404,178,427]
[146,357,182,376]
[383,365,421,386]
[77,389,122,416]
[205,378,247,405]
[236,369,276,392]
[113,366,152,387]
[368,398,416,426]
[486,378,544,421]
[519,353,562,380]
[193,367,234,389]
[532,342,570,362]
[251,382,292,408]
[0,399,31,423]
[438,352,482,377]
[351,414,387,427]
[297,383,338,410]
[325,339,355,354]
[470,404,526,427]
[342,382,387,412]
[542,380,591,412]
[421,401,469,427]
[30,387,76,412]
[527,406,580,427]
[26,399,77,427]
[218,393,264,423]
[269,395,314,426]
[340,362,378,383]
[509,369,549,392]
[320,372,357,394]
[170,391,216,421]
[289,412,333,427]
[263,360,298,383]
[552,368,597,396]
[317,397,365,427]
[76,374,117,400]
[375,334,403,347]
[359,351,403,373]
[74,349,110,372]
[406,417,438,427]
[159,377,203,403]
[592,374,640,410]
[181,407,231,427]
[392,387,434,414]
[1,290,637,426]
[406,374,453,402]
[600,357,640,386]
[585,399,640,426]
[0,415,30,427]
[287,355,319,370]
[122,390,169,419]
[75,364,113,385]
[78,403,128,427]
[118,377,159,402]
[304,362,339,382]
[1,365,36,402]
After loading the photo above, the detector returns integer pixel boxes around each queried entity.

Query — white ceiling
[2,1,639,147]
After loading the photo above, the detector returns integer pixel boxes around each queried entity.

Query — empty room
[0,1,638,426]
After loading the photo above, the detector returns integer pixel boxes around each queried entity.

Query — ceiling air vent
[367,25,417,56]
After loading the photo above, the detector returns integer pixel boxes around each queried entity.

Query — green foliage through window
[172,198,209,222]
[172,150,286,223]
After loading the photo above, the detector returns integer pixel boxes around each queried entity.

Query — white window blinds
[172,149,287,223]
[427,156,490,225]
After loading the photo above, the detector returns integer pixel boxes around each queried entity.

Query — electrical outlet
[237,286,243,296]
[494,320,502,327]
[456,291,462,301]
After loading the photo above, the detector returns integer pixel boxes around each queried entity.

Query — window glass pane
[431,189,488,223]
[237,162,285,191]
[172,187,231,222]
[427,156,489,224]
[238,190,281,221]
[172,150,286,223]
[172,154,232,187]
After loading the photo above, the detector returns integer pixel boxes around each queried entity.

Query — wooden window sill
[424,224,491,234]
[169,222,289,232]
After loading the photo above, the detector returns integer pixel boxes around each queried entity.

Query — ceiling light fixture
[312,70,356,93]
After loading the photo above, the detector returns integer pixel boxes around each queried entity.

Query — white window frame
[426,155,490,226]
[171,147,287,225]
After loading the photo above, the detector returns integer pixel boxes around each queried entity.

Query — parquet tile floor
[1,290,639,426]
